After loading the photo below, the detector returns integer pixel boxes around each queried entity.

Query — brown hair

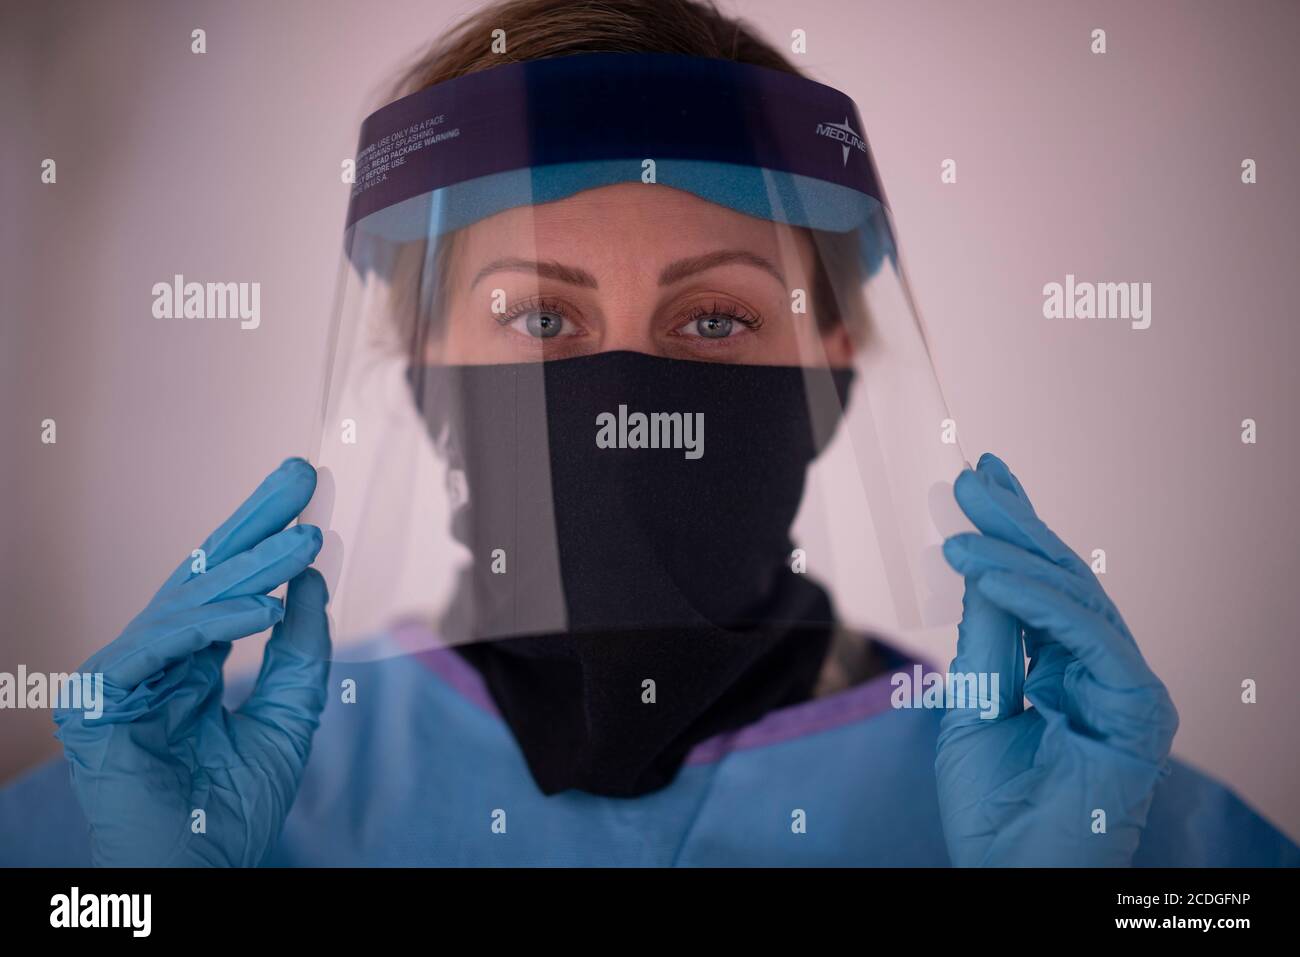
[378,0,867,354]
[389,0,803,98]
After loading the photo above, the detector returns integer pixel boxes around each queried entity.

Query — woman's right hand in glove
[54,458,331,866]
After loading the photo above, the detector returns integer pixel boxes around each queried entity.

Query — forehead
[453,182,806,264]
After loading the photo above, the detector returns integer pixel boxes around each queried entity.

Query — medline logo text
[815,117,868,167]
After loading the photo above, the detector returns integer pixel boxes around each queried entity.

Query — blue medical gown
[2,634,1296,866]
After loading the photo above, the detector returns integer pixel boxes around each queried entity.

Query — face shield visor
[304,53,967,667]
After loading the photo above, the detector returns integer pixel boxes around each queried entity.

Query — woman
[2,0,1295,867]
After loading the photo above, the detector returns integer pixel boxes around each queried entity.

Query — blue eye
[500,299,579,339]
[677,301,761,341]
[695,316,733,338]
[525,311,564,338]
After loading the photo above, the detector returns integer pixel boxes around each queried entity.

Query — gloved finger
[974,452,1033,510]
[1022,632,1070,714]
[159,524,323,610]
[92,595,285,689]
[238,570,331,760]
[193,641,234,683]
[943,532,1127,637]
[953,467,1093,580]
[1061,664,1178,760]
[974,570,1157,690]
[939,575,1024,733]
[152,458,318,600]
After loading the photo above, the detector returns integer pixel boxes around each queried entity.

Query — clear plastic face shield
[304,54,967,662]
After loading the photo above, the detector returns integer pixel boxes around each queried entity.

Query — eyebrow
[468,249,786,291]
[470,257,599,290]
[658,249,786,289]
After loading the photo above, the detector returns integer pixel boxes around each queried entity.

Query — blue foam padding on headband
[361,159,892,278]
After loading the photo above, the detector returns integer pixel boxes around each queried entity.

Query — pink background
[3,0,1297,840]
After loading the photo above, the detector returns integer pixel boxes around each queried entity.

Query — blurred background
[2,0,1297,840]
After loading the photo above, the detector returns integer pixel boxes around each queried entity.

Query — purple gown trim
[389,618,929,767]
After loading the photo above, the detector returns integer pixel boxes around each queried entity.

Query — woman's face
[432,183,855,366]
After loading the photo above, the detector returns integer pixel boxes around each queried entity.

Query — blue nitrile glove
[53,458,330,866]
[936,453,1178,866]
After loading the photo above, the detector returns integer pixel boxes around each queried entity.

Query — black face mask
[409,350,853,797]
